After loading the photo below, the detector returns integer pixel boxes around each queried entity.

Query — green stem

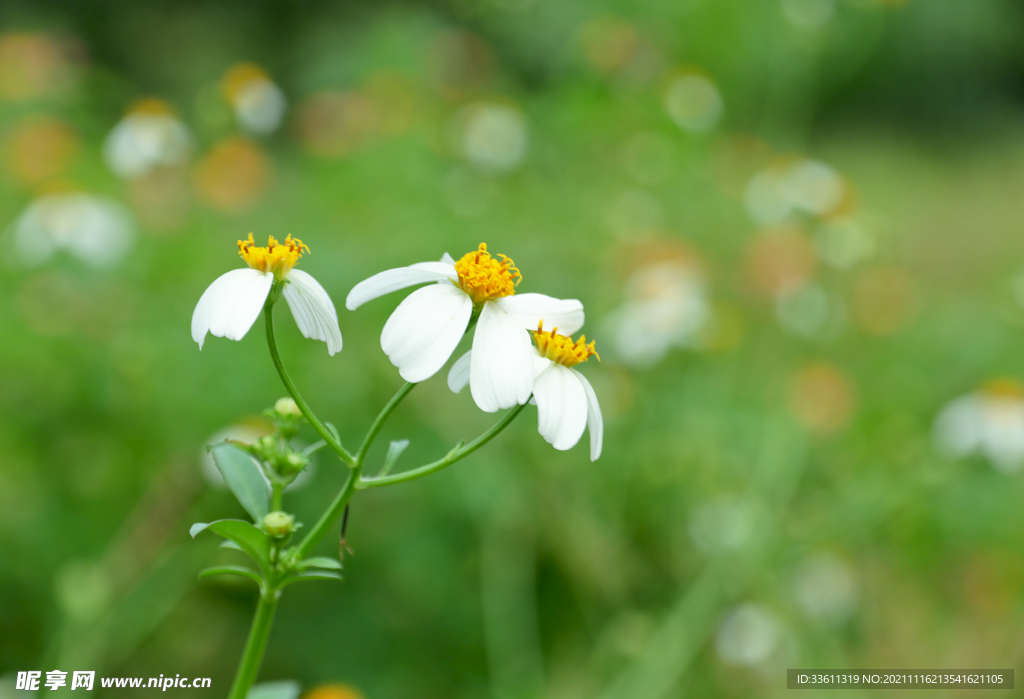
[270,483,283,512]
[293,382,415,558]
[295,467,357,560]
[226,593,279,699]
[355,382,414,464]
[264,300,355,467]
[358,401,528,489]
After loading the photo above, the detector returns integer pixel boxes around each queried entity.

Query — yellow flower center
[454,243,521,305]
[237,233,309,279]
[532,321,599,368]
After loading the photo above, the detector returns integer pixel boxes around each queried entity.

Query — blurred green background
[2,0,1024,697]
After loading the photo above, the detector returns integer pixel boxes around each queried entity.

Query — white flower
[103,99,192,179]
[346,243,583,412]
[934,380,1024,473]
[602,257,710,368]
[223,63,287,136]
[448,321,603,461]
[8,192,135,269]
[456,103,529,173]
[192,234,342,355]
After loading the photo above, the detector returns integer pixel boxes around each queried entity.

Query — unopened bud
[275,398,301,418]
[262,511,295,538]
[285,452,309,471]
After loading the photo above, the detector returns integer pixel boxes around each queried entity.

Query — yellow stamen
[532,320,599,368]
[237,233,309,279]
[454,243,521,305]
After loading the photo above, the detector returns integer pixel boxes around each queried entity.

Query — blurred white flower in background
[222,63,287,136]
[689,494,765,553]
[103,99,192,179]
[934,380,1024,473]
[663,70,723,133]
[744,158,847,227]
[602,252,710,368]
[454,102,528,173]
[715,604,784,668]
[793,551,859,625]
[8,192,135,269]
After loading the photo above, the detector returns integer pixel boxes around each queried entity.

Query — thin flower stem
[294,466,358,560]
[293,382,415,558]
[357,401,528,489]
[226,592,279,699]
[355,382,415,465]
[264,300,355,468]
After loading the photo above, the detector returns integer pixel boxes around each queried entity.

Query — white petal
[381,284,472,383]
[470,301,534,412]
[573,369,603,461]
[533,363,588,451]
[283,269,343,356]
[345,261,457,310]
[447,351,472,394]
[192,271,240,348]
[441,252,455,265]
[192,268,271,348]
[497,293,585,335]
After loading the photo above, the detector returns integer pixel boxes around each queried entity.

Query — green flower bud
[275,398,301,418]
[262,511,296,538]
[252,435,279,462]
[285,452,309,471]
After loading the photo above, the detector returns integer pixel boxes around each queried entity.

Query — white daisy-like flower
[449,321,603,460]
[346,243,583,412]
[103,99,192,179]
[192,234,342,355]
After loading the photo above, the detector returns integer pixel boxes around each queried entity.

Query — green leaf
[190,520,272,575]
[247,681,301,699]
[324,422,341,445]
[298,556,342,570]
[210,443,269,522]
[281,570,343,587]
[198,566,263,587]
[379,439,410,477]
[220,539,243,551]
[301,440,327,457]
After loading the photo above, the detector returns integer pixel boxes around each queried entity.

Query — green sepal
[210,443,270,522]
[190,520,272,576]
